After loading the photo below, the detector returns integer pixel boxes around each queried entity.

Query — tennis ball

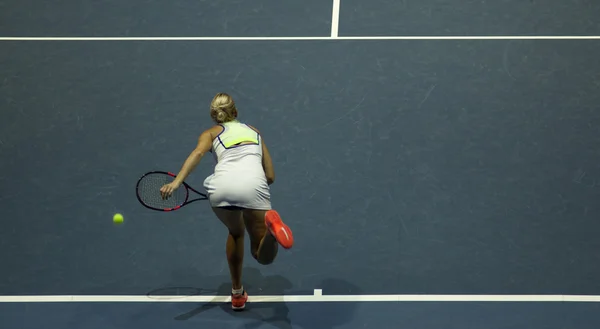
[113,213,124,224]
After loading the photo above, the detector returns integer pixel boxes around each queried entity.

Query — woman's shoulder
[204,125,225,139]
[244,123,260,133]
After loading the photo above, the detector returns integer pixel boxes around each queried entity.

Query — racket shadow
[170,282,230,321]
[169,268,360,329]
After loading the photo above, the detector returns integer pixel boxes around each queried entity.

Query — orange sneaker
[265,210,294,249]
[231,290,248,311]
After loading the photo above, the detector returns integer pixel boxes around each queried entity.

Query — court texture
[1,0,600,328]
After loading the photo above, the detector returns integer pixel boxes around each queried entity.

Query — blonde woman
[160,93,294,310]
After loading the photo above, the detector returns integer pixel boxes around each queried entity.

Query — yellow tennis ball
[113,213,124,224]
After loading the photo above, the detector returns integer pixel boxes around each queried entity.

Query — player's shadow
[151,267,359,329]
[226,276,361,329]
[160,266,298,329]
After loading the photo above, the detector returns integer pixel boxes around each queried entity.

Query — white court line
[1,294,600,303]
[331,0,341,38]
[1,35,600,41]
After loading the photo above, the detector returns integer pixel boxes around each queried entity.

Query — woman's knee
[248,247,273,265]
[256,256,275,265]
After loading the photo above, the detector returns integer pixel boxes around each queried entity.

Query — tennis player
[159,93,294,310]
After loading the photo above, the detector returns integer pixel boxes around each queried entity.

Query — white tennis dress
[203,120,272,210]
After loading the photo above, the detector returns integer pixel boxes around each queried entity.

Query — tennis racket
[136,171,208,211]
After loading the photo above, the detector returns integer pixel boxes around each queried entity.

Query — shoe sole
[266,210,294,249]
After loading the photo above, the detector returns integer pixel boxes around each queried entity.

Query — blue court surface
[2,0,600,328]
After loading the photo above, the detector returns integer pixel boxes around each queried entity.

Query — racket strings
[137,174,187,209]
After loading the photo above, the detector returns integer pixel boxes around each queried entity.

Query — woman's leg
[243,209,294,265]
[211,206,248,310]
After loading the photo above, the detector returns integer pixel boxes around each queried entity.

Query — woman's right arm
[248,124,275,185]
[261,139,275,185]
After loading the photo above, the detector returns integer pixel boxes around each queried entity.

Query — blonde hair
[210,93,238,123]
